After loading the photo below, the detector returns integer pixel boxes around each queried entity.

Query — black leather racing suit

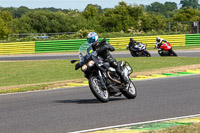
[93,39,129,84]
[128,38,137,51]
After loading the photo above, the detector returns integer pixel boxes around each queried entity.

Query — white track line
[70,114,200,133]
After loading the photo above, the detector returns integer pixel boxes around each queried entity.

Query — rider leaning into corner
[75,32,129,90]
[128,38,138,50]
[155,36,169,48]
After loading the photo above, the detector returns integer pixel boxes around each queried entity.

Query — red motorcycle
[156,42,177,56]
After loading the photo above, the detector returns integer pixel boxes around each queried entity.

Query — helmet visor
[87,38,95,44]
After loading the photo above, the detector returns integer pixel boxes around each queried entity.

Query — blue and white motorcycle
[127,42,151,57]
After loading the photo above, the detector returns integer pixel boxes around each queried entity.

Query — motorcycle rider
[86,32,129,89]
[155,37,169,48]
[128,38,138,50]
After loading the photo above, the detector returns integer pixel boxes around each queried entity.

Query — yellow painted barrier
[109,34,185,49]
[136,75,155,79]
[66,83,88,87]
[186,70,200,74]
[0,42,35,55]
[151,74,168,78]
[83,81,89,84]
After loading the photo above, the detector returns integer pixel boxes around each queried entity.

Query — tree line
[0,0,200,40]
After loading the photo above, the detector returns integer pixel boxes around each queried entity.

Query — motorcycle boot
[109,59,129,85]
[114,63,129,85]
[117,68,129,85]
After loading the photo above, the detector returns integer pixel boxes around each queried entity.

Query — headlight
[88,60,95,67]
[81,64,87,72]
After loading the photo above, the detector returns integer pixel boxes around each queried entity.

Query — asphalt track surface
[0,75,200,133]
[0,50,200,61]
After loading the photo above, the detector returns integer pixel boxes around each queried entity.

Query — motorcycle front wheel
[170,50,177,56]
[158,50,164,56]
[144,51,151,57]
[89,76,110,102]
[122,81,137,99]
[130,51,137,57]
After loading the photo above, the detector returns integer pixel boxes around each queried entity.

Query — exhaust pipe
[107,71,121,84]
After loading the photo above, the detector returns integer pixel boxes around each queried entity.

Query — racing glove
[75,63,81,70]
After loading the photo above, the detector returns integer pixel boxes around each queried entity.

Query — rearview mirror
[71,60,78,64]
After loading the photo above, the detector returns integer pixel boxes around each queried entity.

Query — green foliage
[0,1,200,41]
[146,2,178,17]
[50,29,93,40]
[180,0,200,9]
[0,11,14,39]
[173,7,199,21]
[146,2,165,14]
[100,2,144,32]
[83,4,100,19]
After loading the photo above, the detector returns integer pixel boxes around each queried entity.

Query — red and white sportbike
[155,42,177,56]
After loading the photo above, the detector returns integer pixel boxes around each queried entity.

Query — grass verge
[148,123,200,133]
[1,57,200,93]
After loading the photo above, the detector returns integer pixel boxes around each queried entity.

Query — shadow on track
[55,98,126,104]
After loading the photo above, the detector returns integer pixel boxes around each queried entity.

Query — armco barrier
[0,42,35,55]
[109,34,185,49]
[35,38,107,53]
[0,34,199,55]
[35,39,87,53]
[186,34,200,46]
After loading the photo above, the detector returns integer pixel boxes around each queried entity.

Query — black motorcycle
[127,42,151,57]
[71,43,137,103]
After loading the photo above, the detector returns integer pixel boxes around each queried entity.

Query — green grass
[0,59,84,87]
[1,57,200,87]
[148,123,200,133]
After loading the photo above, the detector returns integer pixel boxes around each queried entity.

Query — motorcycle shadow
[55,98,126,104]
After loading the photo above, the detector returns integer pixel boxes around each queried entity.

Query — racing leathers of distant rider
[86,32,129,85]
[128,38,139,51]
[155,37,169,48]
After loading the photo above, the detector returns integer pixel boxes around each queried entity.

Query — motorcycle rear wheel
[89,76,110,102]
[122,81,137,99]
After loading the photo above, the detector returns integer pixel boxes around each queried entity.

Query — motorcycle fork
[97,70,106,88]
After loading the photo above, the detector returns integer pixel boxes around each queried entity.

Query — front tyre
[89,76,109,102]
[123,81,137,99]
[130,51,137,57]
[144,51,151,57]
[158,50,163,56]
[170,50,177,56]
